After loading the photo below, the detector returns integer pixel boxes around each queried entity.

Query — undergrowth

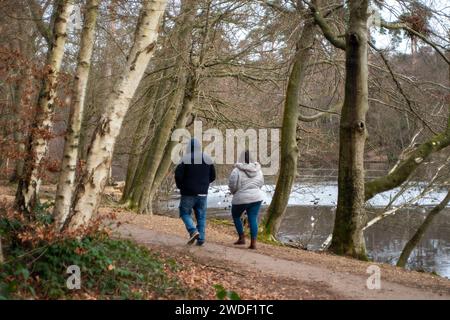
[0,201,186,299]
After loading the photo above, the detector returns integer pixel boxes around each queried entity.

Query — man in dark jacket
[175,138,216,246]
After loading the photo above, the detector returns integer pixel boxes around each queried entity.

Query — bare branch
[307,0,346,50]
[298,101,342,122]
[258,0,296,14]
[380,20,450,65]
[26,0,51,44]
[370,42,438,135]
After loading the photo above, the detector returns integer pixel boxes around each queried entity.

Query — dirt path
[2,184,449,299]
[118,222,450,300]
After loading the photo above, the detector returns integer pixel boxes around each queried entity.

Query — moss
[354,249,369,261]
[258,233,283,246]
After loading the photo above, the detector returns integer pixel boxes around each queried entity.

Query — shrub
[0,202,184,299]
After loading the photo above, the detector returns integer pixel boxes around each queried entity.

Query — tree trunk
[329,0,369,260]
[105,17,118,187]
[9,66,28,183]
[78,8,116,163]
[125,0,197,213]
[10,72,29,182]
[142,75,196,211]
[121,69,171,200]
[15,1,74,214]
[129,91,182,211]
[121,4,191,203]
[262,21,317,238]
[63,0,168,231]
[9,12,31,183]
[397,190,450,268]
[0,236,4,264]
[53,0,100,229]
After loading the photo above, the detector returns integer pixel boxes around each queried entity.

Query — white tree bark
[53,0,100,229]
[64,0,168,231]
[15,1,74,213]
[136,0,198,214]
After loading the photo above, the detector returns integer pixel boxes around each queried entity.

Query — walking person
[175,138,216,246]
[228,150,264,249]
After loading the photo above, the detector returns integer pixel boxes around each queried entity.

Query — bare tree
[62,0,168,231]
[262,0,344,239]
[396,39,450,268]
[0,236,3,264]
[262,12,317,238]
[7,6,36,183]
[53,0,101,229]
[397,189,450,268]
[329,0,370,259]
[141,73,197,211]
[129,0,199,214]
[15,0,74,214]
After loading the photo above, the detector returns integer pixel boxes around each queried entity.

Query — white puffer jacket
[228,162,264,205]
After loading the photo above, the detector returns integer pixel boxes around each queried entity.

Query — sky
[373,0,450,53]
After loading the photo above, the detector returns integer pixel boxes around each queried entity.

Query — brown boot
[234,234,245,245]
[248,238,257,250]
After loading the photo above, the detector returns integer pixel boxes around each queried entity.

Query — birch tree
[78,6,119,163]
[15,0,74,214]
[62,0,168,231]
[53,0,100,229]
[123,0,198,213]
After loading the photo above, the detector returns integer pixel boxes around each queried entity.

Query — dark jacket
[175,139,216,196]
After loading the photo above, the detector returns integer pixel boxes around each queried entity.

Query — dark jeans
[179,195,207,243]
[231,201,262,240]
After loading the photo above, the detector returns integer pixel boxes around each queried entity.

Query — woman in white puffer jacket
[228,150,264,249]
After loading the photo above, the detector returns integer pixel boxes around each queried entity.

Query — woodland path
[117,222,450,300]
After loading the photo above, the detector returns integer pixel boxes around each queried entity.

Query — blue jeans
[231,201,262,240]
[179,195,207,243]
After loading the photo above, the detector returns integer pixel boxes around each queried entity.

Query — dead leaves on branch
[1,201,119,248]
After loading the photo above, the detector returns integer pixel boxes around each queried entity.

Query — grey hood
[235,162,261,178]
[181,138,213,165]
